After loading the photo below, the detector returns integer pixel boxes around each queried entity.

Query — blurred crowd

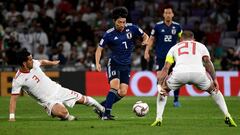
[0,0,239,71]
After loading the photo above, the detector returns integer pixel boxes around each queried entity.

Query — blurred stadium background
[0,0,239,134]
[0,0,239,97]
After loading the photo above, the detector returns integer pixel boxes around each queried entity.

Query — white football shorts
[40,87,82,116]
[166,72,212,91]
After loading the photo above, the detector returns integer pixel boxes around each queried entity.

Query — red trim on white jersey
[15,69,30,79]
[19,69,30,73]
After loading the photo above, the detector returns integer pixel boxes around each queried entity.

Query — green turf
[0,96,239,135]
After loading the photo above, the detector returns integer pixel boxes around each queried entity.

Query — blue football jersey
[99,23,144,65]
[151,21,182,59]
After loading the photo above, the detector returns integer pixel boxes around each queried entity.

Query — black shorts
[106,58,131,84]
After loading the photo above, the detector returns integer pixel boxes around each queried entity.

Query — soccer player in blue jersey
[95,7,149,120]
[144,5,182,116]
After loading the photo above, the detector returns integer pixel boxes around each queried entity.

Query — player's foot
[61,115,77,121]
[94,108,115,119]
[225,116,237,127]
[67,115,78,121]
[173,101,181,107]
[151,119,162,126]
[102,115,115,120]
[93,108,103,119]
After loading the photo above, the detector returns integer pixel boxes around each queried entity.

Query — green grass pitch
[0,96,239,135]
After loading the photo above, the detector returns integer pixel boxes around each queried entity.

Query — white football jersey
[11,60,61,103]
[166,40,210,73]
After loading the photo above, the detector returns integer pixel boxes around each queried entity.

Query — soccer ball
[132,101,149,117]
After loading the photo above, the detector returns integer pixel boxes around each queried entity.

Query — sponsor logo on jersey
[161,29,165,32]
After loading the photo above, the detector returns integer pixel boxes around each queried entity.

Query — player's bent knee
[118,92,126,97]
[52,103,69,118]
[61,109,69,116]
[118,89,127,97]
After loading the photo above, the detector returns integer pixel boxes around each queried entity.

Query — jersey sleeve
[99,33,109,48]
[200,44,210,58]
[11,79,22,95]
[177,25,183,38]
[165,46,175,64]
[132,25,144,37]
[150,25,157,37]
[33,59,41,68]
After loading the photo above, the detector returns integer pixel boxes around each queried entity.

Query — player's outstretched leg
[93,107,103,119]
[173,89,180,107]
[151,92,167,126]
[83,96,105,112]
[210,90,237,127]
[102,88,122,120]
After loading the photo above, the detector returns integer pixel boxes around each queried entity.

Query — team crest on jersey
[126,32,132,39]
[171,28,176,35]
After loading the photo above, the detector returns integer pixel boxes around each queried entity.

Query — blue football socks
[103,88,122,116]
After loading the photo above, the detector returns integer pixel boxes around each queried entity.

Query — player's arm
[158,55,174,85]
[39,60,60,66]
[158,62,171,85]
[144,36,155,61]
[178,31,182,39]
[9,94,20,121]
[202,56,219,89]
[141,32,149,46]
[95,46,103,72]
[202,56,216,80]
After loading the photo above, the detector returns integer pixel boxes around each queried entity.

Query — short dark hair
[17,49,31,66]
[163,5,173,10]
[111,6,128,20]
[181,30,195,40]
[162,5,174,14]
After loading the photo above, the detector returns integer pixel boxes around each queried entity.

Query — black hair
[17,49,31,66]
[111,6,128,20]
[163,5,173,11]
[162,5,174,14]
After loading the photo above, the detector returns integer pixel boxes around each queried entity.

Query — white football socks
[84,96,105,113]
[211,90,230,117]
[156,92,168,121]
[63,112,76,121]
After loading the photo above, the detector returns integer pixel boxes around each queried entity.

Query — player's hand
[141,41,148,46]
[8,118,16,122]
[52,60,60,65]
[96,63,101,72]
[144,51,150,62]
[157,85,168,96]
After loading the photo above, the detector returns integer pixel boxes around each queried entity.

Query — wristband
[9,113,15,119]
